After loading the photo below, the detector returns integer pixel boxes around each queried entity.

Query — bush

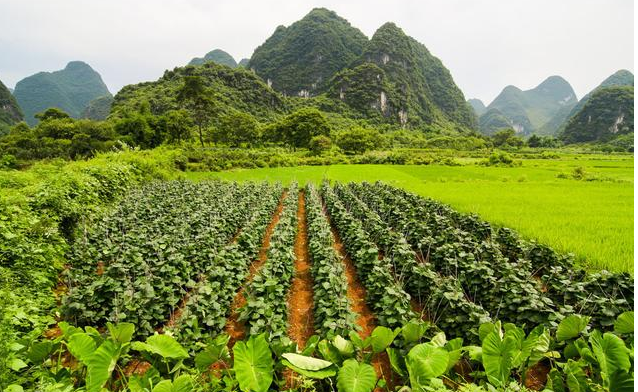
[336,127,382,155]
[308,135,332,155]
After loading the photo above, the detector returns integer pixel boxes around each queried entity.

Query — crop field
[34,178,633,391]
[187,156,634,273]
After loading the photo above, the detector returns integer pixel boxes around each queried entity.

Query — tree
[215,110,260,147]
[309,135,332,155]
[34,108,71,122]
[492,128,524,148]
[527,134,542,148]
[268,108,331,149]
[177,76,216,147]
[336,127,381,154]
[162,110,193,144]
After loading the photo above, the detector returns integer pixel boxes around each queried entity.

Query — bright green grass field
[185,155,634,273]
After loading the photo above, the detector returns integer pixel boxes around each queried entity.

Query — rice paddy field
[186,154,634,273]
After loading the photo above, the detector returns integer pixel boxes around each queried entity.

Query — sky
[0,0,633,104]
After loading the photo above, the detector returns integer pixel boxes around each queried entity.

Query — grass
[184,155,634,273]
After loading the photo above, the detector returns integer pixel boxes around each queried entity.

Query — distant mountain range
[13,61,112,125]
[473,76,577,136]
[3,8,632,145]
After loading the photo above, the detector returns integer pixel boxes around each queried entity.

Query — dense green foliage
[13,61,112,126]
[560,86,634,145]
[263,108,331,149]
[248,8,368,96]
[480,76,577,136]
[565,69,633,121]
[112,62,286,124]
[189,49,238,68]
[81,95,114,120]
[3,314,635,392]
[0,79,23,135]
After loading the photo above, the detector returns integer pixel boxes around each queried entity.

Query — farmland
[5,176,633,392]
[190,155,634,273]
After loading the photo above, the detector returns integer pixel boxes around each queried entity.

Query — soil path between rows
[224,191,288,347]
[287,190,315,348]
[322,201,395,389]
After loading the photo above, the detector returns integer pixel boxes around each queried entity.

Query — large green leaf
[282,353,333,371]
[370,326,398,354]
[233,334,273,392]
[132,334,188,360]
[481,332,517,387]
[564,360,588,392]
[401,320,428,343]
[152,375,193,392]
[556,315,590,342]
[107,322,135,344]
[281,353,337,378]
[406,343,449,388]
[332,335,355,357]
[608,370,634,392]
[337,359,377,392]
[614,311,634,335]
[386,348,406,377]
[85,340,122,392]
[589,331,631,382]
[26,341,53,364]
[67,333,97,364]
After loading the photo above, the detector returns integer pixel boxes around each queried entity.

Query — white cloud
[0,0,633,104]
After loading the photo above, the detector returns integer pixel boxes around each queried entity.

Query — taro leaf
[589,331,631,382]
[443,338,464,372]
[152,375,193,392]
[4,385,23,392]
[85,340,122,392]
[301,335,321,356]
[336,359,377,392]
[546,368,566,392]
[319,339,344,367]
[614,311,634,335]
[348,331,365,350]
[406,343,449,388]
[67,333,97,364]
[608,369,634,392]
[386,348,406,377]
[466,345,482,362]
[233,334,273,392]
[401,320,427,343]
[26,341,53,364]
[556,315,590,342]
[194,334,230,371]
[333,335,355,357]
[370,326,398,354]
[8,358,27,371]
[107,322,135,344]
[564,360,588,392]
[281,353,336,379]
[481,332,517,387]
[479,322,499,342]
[58,322,83,338]
[132,334,188,360]
[430,332,447,348]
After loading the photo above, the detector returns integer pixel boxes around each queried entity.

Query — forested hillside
[13,61,111,125]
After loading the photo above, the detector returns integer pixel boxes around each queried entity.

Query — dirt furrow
[287,190,315,348]
[322,203,395,388]
[224,191,288,347]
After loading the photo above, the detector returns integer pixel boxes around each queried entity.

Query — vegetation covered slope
[328,22,476,130]
[189,49,238,68]
[13,61,111,126]
[81,95,114,120]
[564,69,634,124]
[111,62,287,122]
[560,86,634,144]
[248,8,368,97]
[467,98,486,116]
[0,79,23,135]
[480,75,577,135]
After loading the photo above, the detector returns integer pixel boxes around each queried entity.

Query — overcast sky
[0,0,633,104]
